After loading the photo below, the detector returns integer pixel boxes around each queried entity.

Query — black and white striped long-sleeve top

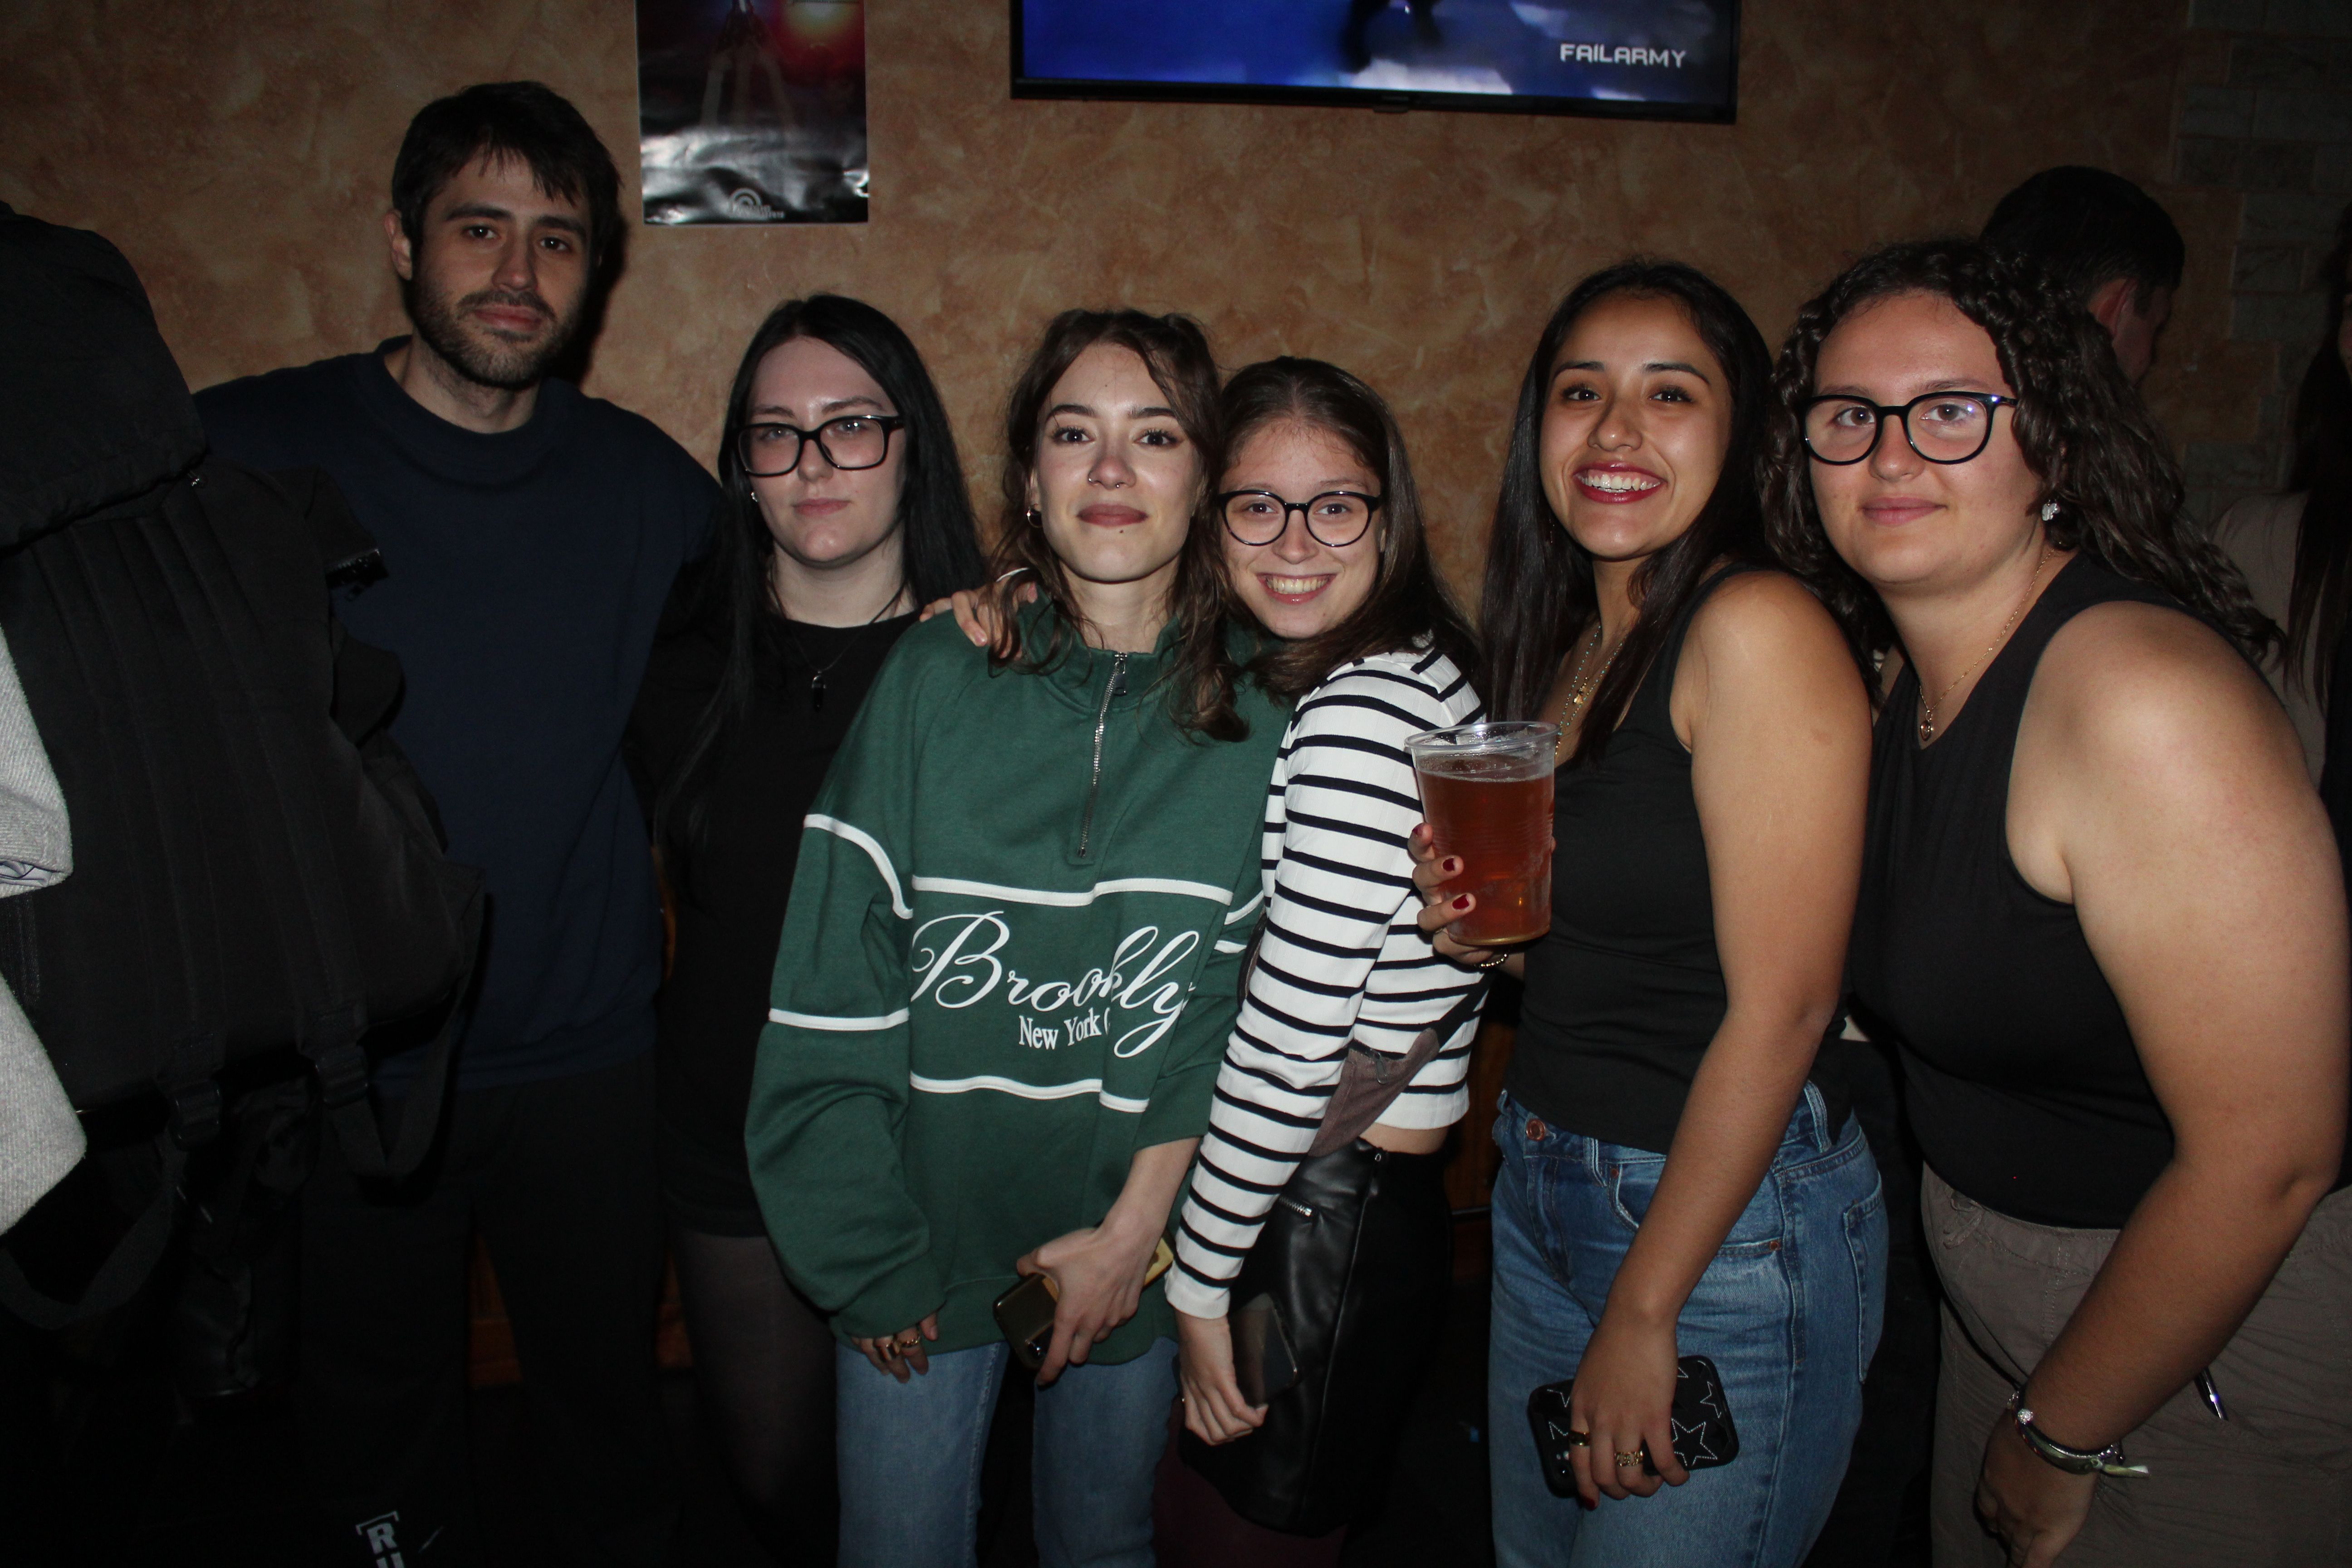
[1167,642,1485,1318]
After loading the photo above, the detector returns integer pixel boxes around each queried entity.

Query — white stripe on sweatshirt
[1167,643,1486,1318]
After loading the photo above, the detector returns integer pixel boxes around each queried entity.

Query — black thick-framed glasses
[1215,488,1384,548]
[1801,392,2022,466]
[735,413,906,477]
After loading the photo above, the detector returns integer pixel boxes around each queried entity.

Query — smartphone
[1230,1292,1300,1407]
[1525,1353,1739,1496]
[993,1237,1176,1372]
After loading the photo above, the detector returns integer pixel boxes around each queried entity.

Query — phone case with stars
[1526,1352,1740,1495]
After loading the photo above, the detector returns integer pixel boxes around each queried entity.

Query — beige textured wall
[0,1,2261,593]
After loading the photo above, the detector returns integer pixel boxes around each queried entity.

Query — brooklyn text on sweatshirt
[748,607,1286,1358]
[1169,644,1485,1318]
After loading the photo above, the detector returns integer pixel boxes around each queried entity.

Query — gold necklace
[1916,542,2053,746]
[1553,619,1625,761]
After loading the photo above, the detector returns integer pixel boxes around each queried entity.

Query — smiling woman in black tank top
[1411,261,1884,1568]
[1768,239,2352,1568]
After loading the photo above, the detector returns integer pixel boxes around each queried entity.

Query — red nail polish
[1452,896,1471,911]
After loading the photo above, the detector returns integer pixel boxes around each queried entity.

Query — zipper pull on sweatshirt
[1077,652,1130,860]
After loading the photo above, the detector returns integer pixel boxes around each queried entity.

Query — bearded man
[198,82,713,1567]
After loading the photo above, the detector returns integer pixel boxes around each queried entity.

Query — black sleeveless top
[1512,566,1850,1155]
[1849,555,2179,1229]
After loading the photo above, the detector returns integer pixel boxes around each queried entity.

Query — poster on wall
[1016,0,1737,123]
[637,0,868,224]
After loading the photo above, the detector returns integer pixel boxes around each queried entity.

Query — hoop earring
[1024,508,1042,529]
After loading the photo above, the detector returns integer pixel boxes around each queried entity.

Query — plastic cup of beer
[1407,721,1558,948]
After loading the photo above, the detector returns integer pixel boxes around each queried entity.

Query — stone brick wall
[2179,0,2352,522]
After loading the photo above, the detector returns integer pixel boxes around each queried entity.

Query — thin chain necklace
[1916,541,2053,747]
[777,584,905,712]
[1553,617,1627,762]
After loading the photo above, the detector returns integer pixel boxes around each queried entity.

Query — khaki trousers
[1924,1168,2352,1568]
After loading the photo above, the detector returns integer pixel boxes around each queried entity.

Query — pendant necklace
[1916,541,2052,747]
[1553,617,1626,763]
[780,585,904,712]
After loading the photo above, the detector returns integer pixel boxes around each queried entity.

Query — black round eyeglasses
[1215,488,1384,548]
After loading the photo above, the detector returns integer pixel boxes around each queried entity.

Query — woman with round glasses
[1139,358,1483,1561]
[1765,238,2351,1568]
[1410,260,1884,1568]
[626,293,985,1556]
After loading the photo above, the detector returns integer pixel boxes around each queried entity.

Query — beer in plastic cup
[1406,721,1558,948]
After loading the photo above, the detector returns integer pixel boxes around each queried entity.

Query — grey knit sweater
[0,621,76,1233]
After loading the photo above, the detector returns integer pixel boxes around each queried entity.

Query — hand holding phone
[1526,1354,1739,1499]
[995,1236,1175,1375]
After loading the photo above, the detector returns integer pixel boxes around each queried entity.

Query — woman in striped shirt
[1161,358,1485,1514]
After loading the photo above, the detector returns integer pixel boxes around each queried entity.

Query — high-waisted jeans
[1486,1085,1887,1568]
[835,1335,1177,1568]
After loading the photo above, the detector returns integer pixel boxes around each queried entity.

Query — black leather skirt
[1179,1137,1453,1535]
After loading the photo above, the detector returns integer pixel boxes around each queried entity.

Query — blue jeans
[835,1336,1178,1568]
[1487,1086,1886,1568]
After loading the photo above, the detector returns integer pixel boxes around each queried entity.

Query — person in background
[1980,166,2185,384]
[197,83,715,1566]
[2214,201,2352,789]
[1417,260,1885,1568]
[1769,236,2350,1568]
[747,310,1284,1568]
[626,294,985,1560]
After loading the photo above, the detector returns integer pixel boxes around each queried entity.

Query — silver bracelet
[2006,1391,2148,1480]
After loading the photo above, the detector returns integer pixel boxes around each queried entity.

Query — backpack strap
[0,1142,185,1329]
[0,1018,247,1324]
[1304,980,1489,1158]
[304,868,480,1182]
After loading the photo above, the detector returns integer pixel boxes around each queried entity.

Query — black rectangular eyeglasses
[1801,392,2020,466]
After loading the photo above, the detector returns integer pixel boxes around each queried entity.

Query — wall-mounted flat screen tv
[1013,1,1739,124]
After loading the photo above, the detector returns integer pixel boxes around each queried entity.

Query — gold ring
[1614,1450,1642,1468]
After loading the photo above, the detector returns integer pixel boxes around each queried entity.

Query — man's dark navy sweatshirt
[197,340,717,1088]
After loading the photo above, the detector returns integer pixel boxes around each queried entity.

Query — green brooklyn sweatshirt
[747,605,1285,1361]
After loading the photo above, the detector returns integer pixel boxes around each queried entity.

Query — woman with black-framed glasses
[624,294,985,1558]
[1767,239,2351,1568]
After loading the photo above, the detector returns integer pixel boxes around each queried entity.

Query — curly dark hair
[989,308,1248,740]
[1762,237,2274,669]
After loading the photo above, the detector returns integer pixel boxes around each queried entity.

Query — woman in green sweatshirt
[746,309,1284,1568]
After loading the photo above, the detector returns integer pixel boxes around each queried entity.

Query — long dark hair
[2288,204,2352,700]
[990,308,1247,740]
[654,294,985,876]
[1481,259,1784,764]
[1219,357,1480,701]
[1762,238,2274,666]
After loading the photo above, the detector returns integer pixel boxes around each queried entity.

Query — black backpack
[0,206,484,1326]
